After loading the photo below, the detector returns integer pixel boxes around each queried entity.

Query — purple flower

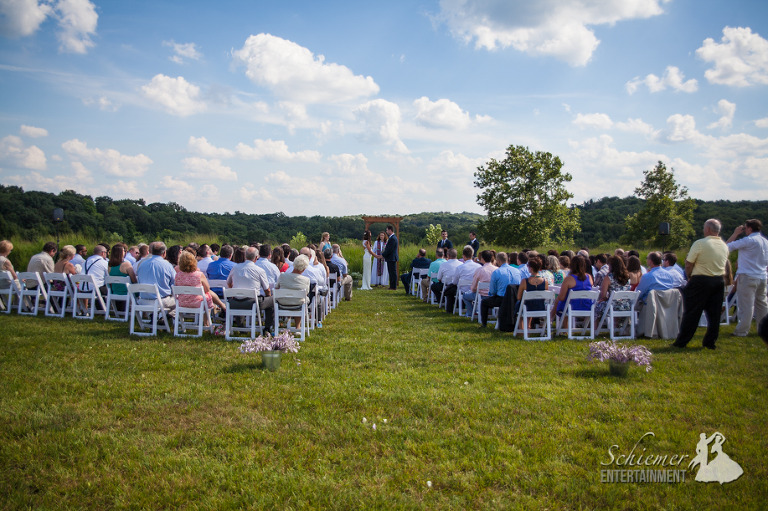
[588,341,652,371]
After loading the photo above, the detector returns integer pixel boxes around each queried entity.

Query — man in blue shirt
[136,241,176,309]
[636,252,684,303]
[206,244,235,298]
[480,252,521,326]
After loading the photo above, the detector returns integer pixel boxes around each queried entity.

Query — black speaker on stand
[53,208,64,254]
[659,222,670,253]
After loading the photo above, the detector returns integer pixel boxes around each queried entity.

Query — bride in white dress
[371,231,389,286]
[360,230,373,290]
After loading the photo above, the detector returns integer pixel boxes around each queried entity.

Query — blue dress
[557,274,593,313]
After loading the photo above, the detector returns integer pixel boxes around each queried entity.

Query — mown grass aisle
[1,288,767,509]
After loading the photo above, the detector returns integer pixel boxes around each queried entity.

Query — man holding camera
[727,219,768,337]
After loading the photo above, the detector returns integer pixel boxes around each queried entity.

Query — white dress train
[360,241,372,290]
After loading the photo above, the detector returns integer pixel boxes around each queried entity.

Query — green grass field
[1,288,766,510]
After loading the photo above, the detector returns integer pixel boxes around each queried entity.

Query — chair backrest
[274,288,308,303]
[127,283,162,306]
[457,278,473,290]
[0,270,16,288]
[17,272,44,290]
[520,289,556,305]
[44,272,70,290]
[173,285,205,297]
[224,287,258,301]
[564,290,599,310]
[477,281,490,293]
[609,290,640,308]
[105,275,130,292]
[70,273,95,291]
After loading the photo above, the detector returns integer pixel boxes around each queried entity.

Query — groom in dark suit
[381,225,399,290]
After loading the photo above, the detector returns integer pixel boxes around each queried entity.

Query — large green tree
[622,161,696,249]
[474,145,580,248]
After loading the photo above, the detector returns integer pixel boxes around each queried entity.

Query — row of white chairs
[407,267,642,340]
[0,269,344,343]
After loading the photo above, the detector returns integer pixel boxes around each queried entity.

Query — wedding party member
[360,230,373,290]
[371,232,389,286]
[320,232,332,253]
[468,231,479,258]
[437,230,453,251]
[381,225,399,290]
[673,219,729,349]
[726,219,768,336]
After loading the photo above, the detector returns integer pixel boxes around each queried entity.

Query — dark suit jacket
[437,239,453,251]
[382,234,399,262]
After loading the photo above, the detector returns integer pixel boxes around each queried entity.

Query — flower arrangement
[588,340,653,372]
[239,331,301,354]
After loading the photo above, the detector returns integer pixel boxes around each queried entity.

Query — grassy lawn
[1,288,767,510]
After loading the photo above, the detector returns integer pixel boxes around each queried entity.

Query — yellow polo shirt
[686,236,728,276]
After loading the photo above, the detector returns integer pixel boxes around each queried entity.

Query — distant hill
[1,185,765,247]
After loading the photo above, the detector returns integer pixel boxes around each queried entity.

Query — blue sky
[1,0,766,217]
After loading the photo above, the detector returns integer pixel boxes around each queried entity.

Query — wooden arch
[363,216,404,276]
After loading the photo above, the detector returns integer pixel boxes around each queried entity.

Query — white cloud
[615,118,660,139]
[188,136,235,158]
[413,96,472,129]
[438,0,669,66]
[61,138,152,177]
[181,157,237,181]
[55,0,97,54]
[141,74,206,116]
[573,112,613,130]
[756,117,768,128]
[353,99,408,153]
[70,160,93,183]
[707,99,736,130]
[20,124,48,138]
[239,183,275,202]
[0,0,52,38]
[158,175,194,195]
[0,0,97,53]
[663,114,702,143]
[697,26,768,87]
[235,139,322,162]
[0,134,46,170]
[232,33,379,103]
[163,40,202,64]
[103,179,141,197]
[83,95,118,112]
[265,170,331,198]
[625,66,698,94]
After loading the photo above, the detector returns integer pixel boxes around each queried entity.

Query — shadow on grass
[222,361,266,373]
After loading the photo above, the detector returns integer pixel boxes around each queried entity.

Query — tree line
[1,183,766,249]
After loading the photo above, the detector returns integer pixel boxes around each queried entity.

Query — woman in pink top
[175,251,226,321]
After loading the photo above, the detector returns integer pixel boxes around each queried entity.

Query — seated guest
[227,246,273,330]
[401,248,432,295]
[549,255,566,285]
[275,254,312,330]
[331,244,353,301]
[210,243,220,261]
[593,254,610,289]
[480,252,521,327]
[553,255,594,320]
[136,241,176,309]
[595,256,632,317]
[272,247,289,272]
[517,252,530,279]
[430,248,461,306]
[107,244,137,299]
[27,241,57,281]
[462,250,495,317]
[516,255,549,330]
[175,251,226,324]
[71,244,87,269]
[443,245,480,314]
[196,244,214,274]
[124,245,138,266]
[255,244,281,291]
[636,251,683,303]
[232,246,246,264]
[538,254,555,287]
[421,248,446,303]
[0,239,18,283]
[626,255,643,290]
[206,244,235,298]
[133,243,150,271]
[82,245,109,297]
[48,245,78,294]
[663,252,687,282]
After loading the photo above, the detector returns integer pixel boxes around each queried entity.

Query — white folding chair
[455,278,473,316]
[224,288,262,340]
[69,274,106,320]
[273,288,308,341]
[428,271,439,304]
[514,290,556,340]
[328,272,340,309]
[469,282,490,322]
[172,285,211,337]
[17,272,48,316]
[596,290,640,340]
[0,270,20,313]
[409,268,422,297]
[43,272,73,317]
[556,290,599,339]
[723,286,737,324]
[307,285,321,331]
[127,283,171,336]
[105,276,131,321]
